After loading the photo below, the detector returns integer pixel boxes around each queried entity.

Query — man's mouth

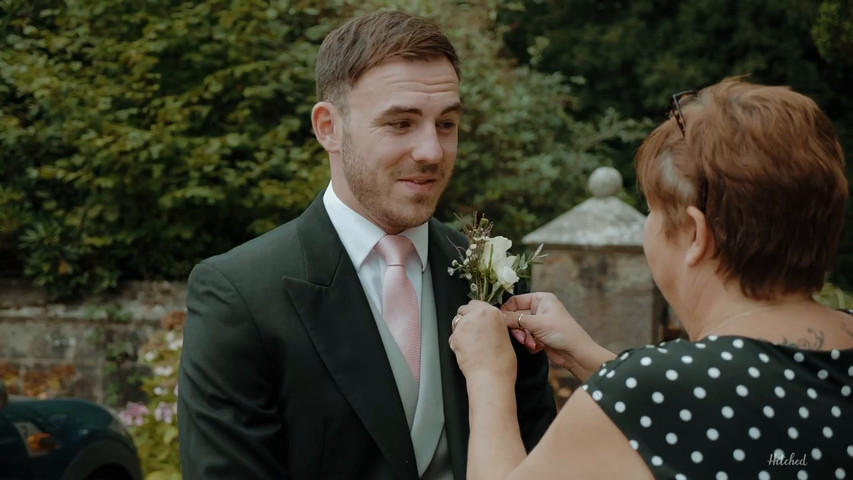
[400,177,439,193]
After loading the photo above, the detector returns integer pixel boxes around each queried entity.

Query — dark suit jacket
[178,194,556,479]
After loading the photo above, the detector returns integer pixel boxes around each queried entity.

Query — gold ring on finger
[452,314,463,331]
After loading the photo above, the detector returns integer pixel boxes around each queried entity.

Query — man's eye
[439,121,457,130]
[389,121,411,129]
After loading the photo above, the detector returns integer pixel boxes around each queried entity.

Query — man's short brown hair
[636,78,847,299]
[315,11,460,108]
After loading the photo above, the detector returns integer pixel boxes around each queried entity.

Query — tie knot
[375,235,415,266]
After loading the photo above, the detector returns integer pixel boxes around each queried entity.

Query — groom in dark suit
[178,11,556,479]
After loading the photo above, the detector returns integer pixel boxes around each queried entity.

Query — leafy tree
[813,0,853,67]
[1,0,645,298]
[503,0,843,120]
[1,0,338,297]
[501,0,853,286]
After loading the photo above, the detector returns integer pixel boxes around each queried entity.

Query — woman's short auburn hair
[315,11,460,109]
[636,78,847,299]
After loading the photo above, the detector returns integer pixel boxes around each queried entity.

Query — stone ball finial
[588,166,623,197]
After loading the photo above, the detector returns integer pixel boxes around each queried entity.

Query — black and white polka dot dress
[583,336,853,479]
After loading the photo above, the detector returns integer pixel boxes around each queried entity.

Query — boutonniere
[448,213,545,305]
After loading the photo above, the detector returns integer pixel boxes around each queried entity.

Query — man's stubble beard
[340,128,452,231]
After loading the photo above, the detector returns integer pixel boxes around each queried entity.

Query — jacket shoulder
[201,220,301,277]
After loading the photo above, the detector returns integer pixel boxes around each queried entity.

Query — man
[178,11,556,479]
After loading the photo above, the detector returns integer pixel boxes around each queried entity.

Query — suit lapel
[428,220,472,480]
[282,197,418,480]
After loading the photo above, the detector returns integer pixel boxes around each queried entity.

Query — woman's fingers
[501,293,536,313]
[504,310,545,353]
[450,301,519,380]
[511,328,544,353]
[510,328,525,344]
[455,298,548,354]
[457,299,492,317]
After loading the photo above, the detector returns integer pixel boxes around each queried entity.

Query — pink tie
[375,235,421,383]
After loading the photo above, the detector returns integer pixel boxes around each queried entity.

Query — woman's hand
[501,292,615,381]
[449,300,517,387]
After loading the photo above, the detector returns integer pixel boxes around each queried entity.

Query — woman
[449,78,853,479]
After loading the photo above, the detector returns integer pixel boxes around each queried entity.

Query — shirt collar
[323,182,429,271]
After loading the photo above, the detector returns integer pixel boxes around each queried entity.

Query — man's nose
[411,126,443,164]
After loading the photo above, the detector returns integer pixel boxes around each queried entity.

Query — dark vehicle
[0,379,142,480]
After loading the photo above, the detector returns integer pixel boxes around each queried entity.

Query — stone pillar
[523,167,666,403]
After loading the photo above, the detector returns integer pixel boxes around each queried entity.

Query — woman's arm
[463,371,653,479]
[503,388,654,480]
[452,300,651,480]
[465,373,527,479]
[558,340,618,382]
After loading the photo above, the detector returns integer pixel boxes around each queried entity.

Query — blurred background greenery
[1,0,851,299]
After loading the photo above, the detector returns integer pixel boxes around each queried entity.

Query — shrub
[1,0,644,299]
[815,282,853,309]
[118,325,183,479]
[1,0,336,297]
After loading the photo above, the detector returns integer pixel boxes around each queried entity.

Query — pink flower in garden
[118,401,150,427]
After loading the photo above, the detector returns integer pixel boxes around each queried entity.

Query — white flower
[479,236,513,273]
[448,213,546,305]
[480,236,520,289]
[169,337,183,351]
[495,259,520,289]
[154,365,174,377]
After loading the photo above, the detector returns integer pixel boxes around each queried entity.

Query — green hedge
[0,0,647,299]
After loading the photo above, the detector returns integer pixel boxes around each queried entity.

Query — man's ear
[312,101,341,153]
[685,205,713,266]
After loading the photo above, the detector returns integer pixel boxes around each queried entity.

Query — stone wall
[531,247,668,407]
[532,248,666,355]
[522,167,674,406]
[0,279,186,406]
